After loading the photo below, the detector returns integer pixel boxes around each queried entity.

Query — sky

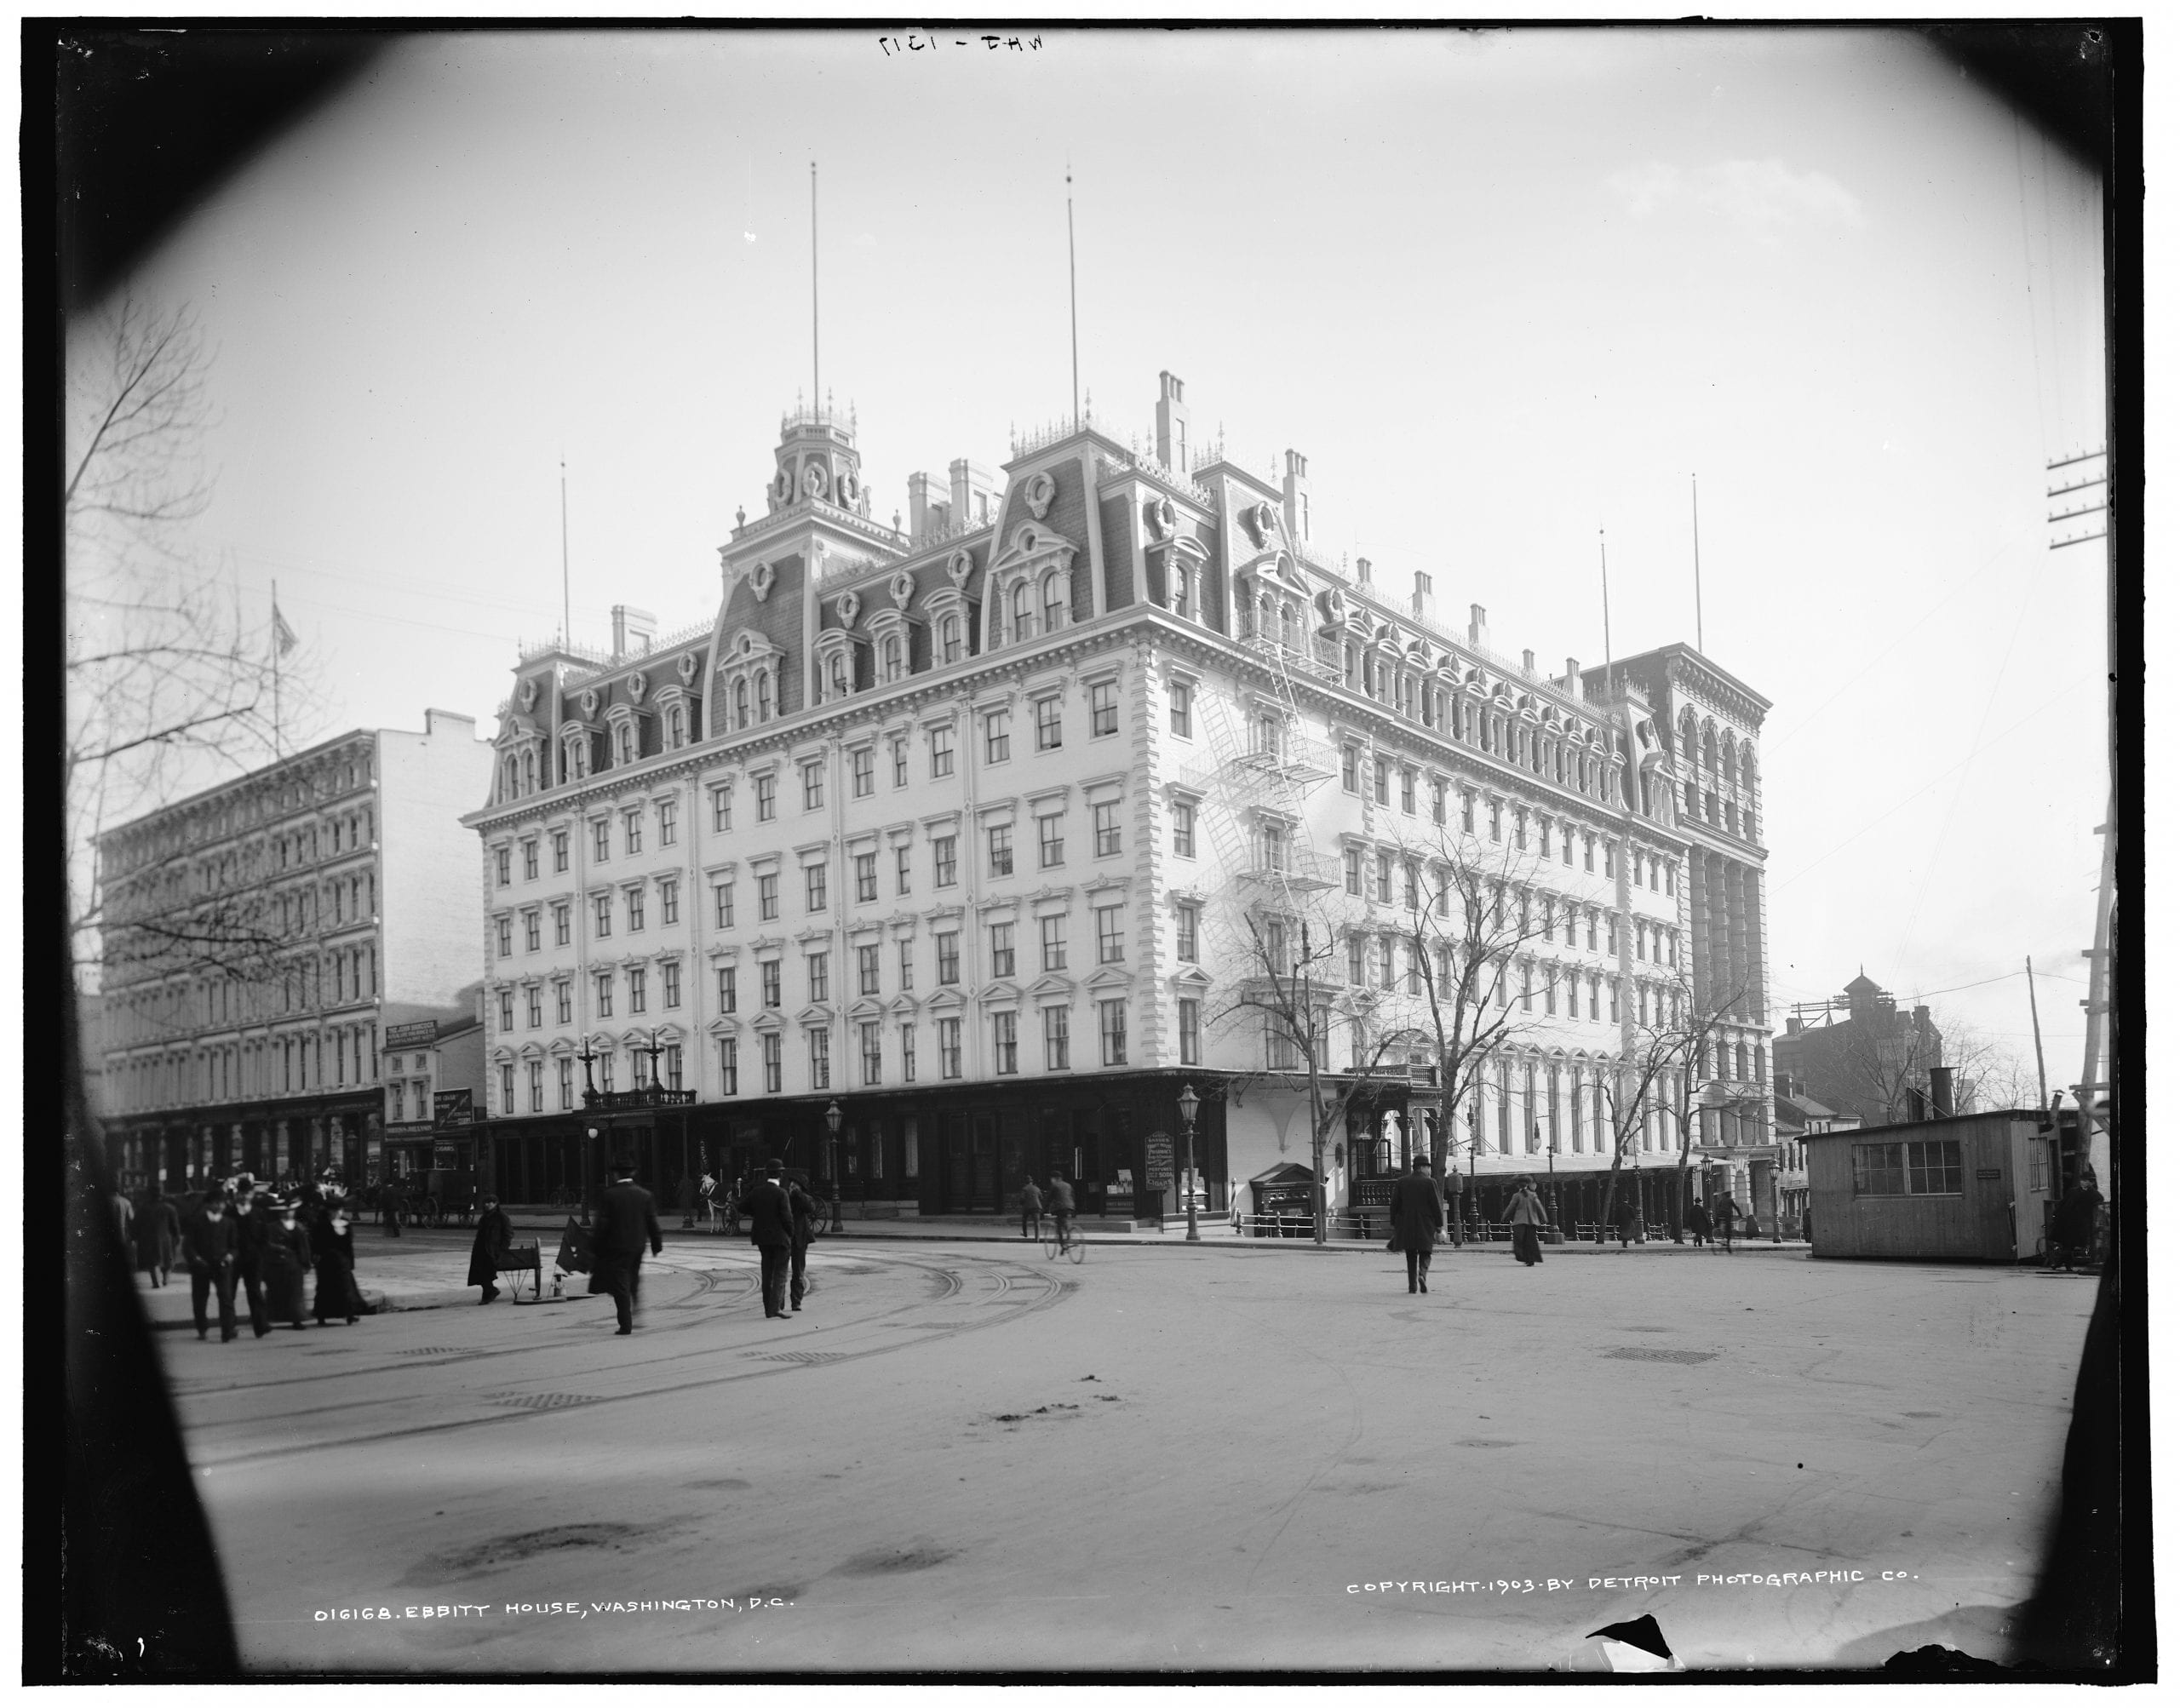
[72,25,2112,1095]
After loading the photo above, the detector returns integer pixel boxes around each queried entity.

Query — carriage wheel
[419,1195,440,1228]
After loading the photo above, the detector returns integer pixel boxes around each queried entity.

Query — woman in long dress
[1506,1177,1547,1267]
[313,1203,364,1325]
[263,1200,315,1327]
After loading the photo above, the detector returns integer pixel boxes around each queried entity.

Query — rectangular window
[1040,813,1065,868]
[898,937,915,991]
[861,1022,883,1086]
[932,836,958,887]
[852,748,874,798]
[1403,861,1420,910]
[1374,759,1390,805]
[665,1043,683,1092]
[1380,932,1398,991]
[1169,681,1192,737]
[1603,844,1616,879]
[1093,801,1121,857]
[930,725,955,778]
[553,829,570,873]
[1041,914,1068,971]
[626,886,645,931]
[623,809,643,856]
[559,1056,575,1109]
[499,989,515,1031]
[759,873,779,920]
[988,824,1014,876]
[1089,680,1118,736]
[663,962,681,1009]
[900,1023,917,1084]
[1852,1139,1965,1196]
[593,895,612,937]
[1175,903,1199,962]
[526,987,542,1029]
[892,738,909,788]
[802,761,824,811]
[762,1032,782,1094]
[990,921,1016,977]
[1167,800,1196,859]
[496,917,513,958]
[936,931,961,985]
[629,967,648,1015]
[858,943,881,995]
[1376,851,1393,904]
[1096,904,1124,964]
[714,883,735,929]
[594,972,614,1018]
[761,960,782,1008]
[1178,998,1201,1065]
[555,980,572,1025]
[1036,696,1063,750]
[1401,768,1416,814]
[501,1064,515,1113]
[1345,847,1363,896]
[984,711,1010,764]
[522,840,539,880]
[1099,1000,1127,1066]
[718,1036,739,1095]
[938,1017,962,1080]
[755,774,777,822]
[496,846,512,886]
[806,1028,833,1089]
[806,953,829,1003]
[806,863,828,912]
[1043,1005,1070,1069]
[718,966,738,1015]
[855,851,878,903]
[1348,936,1367,986]
[895,844,913,896]
[712,786,731,832]
[1341,745,1359,792]
[663,879,681,926]
[993,1011,1019,1074]
[1584,834,1596,873]
[659,799,678,847]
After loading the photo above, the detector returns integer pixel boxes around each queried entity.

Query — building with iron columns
[465,374,1774,1226]
[96,711,493,1190]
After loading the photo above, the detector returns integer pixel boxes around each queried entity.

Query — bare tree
[1388,826,1557,1241]
[1651,971,1753,1241]
[1208,898,1410,1244]
[66,296,325,985]
[1595,994,1690,1238]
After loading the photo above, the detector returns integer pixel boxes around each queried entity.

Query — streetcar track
[180,1251,1074,1468]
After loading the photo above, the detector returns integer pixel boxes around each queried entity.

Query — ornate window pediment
[985,523,1080,650]
[717,628,784,731]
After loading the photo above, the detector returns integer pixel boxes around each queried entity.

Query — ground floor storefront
[105,1096,384,1194]
[474,1073,1231,1224]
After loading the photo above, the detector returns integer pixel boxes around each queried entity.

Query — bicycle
[1042,1216,1087,1264]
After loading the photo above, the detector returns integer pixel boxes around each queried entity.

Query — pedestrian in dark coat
[1712,1192,1738,1255]
[468,1195,514,1302]
[788,1178,822,1311]
[232,1193,274,1336]
[1615,1195,1642,1250]
[264,1201,315,1327]
[110,1189,135,1253]
[1386,1157,1444,1293]
[134,1191,179,1287]
[1018,1177,1045,1241]
[1506,1178,1547,1266]
[1686,1198,1712,1247]
[743,1161,795,1319]
[590,1161,663,1334]
[313,1204,364,1325]
[181,1183,239,1341]
[2051,1175,2104,1269]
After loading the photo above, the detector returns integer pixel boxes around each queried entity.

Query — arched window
[617,725,633,765]
[668,707,684,748]
[521,750,535,793]
[829,654,849,699]
[1281,602,1299,652]
[883,636,904,682]
[1741,749,1756,790]
[1169,562,1190,616]
[1735,1041,1749,1081]
[503,757,517,799]
[940,616,961,664]
[734,680,750,729]
[1259,590,1275,641]
[756,671,773,721]
[1042,572,1065,631]
[1703,726,1718,772]
[1011,581,1032,642]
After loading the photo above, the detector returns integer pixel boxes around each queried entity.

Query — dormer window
[883,635,904,682]
[734,680,750,728]
[668,705,684,748]
[828,653,850,700]
[1011,581,1033,643]
[1042,572,1066,631]
[941,616,962,664]
[617,725,634,765]
[756,673,773,720]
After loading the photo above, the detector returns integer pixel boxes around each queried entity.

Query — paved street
[153,1235,2097,1674]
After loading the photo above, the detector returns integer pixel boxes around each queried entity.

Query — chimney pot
[1522,648,1536,674]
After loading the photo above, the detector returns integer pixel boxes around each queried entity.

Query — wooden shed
[1804,1109,2057,1262]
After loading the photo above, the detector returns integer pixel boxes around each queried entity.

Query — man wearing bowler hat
[743,1160,795,1320]
[591,1158,663,1335]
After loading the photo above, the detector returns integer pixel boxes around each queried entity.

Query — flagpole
[1690,474,1704,654]
[1067,163,1080,430]
[811,161,821,411]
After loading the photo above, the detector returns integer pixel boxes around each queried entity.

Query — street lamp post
[582,1126,600,1227]
[824,1099,844,1234]
[1177,1081,1202,1243]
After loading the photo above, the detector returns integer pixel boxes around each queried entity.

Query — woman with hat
[1506,1176,1548,1267]
[263,1198,316,1328]
[313,1199,364,1326]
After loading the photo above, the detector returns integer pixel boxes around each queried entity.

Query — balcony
[583,1086,698,1111]
[1236,845,1337,893]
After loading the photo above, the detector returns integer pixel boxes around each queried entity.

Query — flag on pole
[272,602,298,656]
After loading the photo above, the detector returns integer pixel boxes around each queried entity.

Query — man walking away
[1387,1156,1444,1294]
[743,1161,795,1319]
[788,1175,822,1312]
[182,1182,239,1341]
[1712,1191,1738,1255]
[1506,1176,1547,1267]
[134,1189,178,1289]
[1047,1172,1076,1249]
[1615,1194,1642,1250]
[591,1160,664,1335]
[1018,1176,1045,1241]
[469,1194,514,1304]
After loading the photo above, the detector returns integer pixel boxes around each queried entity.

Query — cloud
[1608,158,1863,242]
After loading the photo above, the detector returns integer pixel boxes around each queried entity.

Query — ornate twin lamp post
[824,1098,845,1234]
[1177,1082,1202,1243]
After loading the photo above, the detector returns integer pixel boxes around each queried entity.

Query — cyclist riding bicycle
[1046,1173,1076,1248]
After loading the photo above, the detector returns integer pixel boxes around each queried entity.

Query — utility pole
[2026,954,2050,1112]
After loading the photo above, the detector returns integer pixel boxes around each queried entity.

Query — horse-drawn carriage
[375,1167,478,1229]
